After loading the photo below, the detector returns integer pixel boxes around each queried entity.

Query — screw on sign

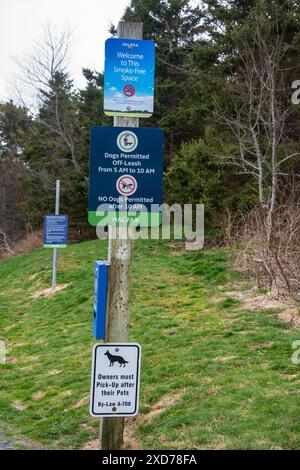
[123,84,135,97]
[116,175,137,196]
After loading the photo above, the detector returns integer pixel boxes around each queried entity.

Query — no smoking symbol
[123,84,135,97]
[116,175,137,196]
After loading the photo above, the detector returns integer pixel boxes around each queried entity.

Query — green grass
[0,239,300,449]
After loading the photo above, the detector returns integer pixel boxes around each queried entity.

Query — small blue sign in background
[88,126,164,226]
[44,215,68,248]
[104,38,155,118]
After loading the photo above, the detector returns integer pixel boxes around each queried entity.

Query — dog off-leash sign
[88,126,164,227]
[90,343,141,417]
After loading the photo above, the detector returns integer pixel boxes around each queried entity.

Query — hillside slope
[0,239,300,449]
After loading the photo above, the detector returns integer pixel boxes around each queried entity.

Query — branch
[277,153,300,167]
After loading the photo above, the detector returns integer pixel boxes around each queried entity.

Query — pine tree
[119,0,206,156]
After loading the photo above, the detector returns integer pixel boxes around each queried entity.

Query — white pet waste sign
[90,343,141,417]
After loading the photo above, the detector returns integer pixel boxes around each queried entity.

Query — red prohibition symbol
[116,175,137,196]
[123,84,136,97]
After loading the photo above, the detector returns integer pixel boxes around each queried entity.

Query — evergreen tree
[120,0,206,157]
[0,102,33,240]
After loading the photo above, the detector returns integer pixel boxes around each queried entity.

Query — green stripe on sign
[104,112,152,118]
[43,244,67,248]
[88,211,162,227]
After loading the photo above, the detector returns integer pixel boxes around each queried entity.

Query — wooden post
[101,20,143,451]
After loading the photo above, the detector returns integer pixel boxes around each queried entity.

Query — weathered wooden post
[101,20,143,451]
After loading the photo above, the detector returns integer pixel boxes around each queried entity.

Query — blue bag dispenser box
[93,261,109,339]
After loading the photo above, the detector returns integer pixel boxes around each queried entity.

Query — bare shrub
[0,230,43,259]
[230,200,300,299]
[0,229,14,257]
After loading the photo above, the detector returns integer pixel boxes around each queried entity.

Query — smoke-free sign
[104,38,155,118]
[90,343,141,417]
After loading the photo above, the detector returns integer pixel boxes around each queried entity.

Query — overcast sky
[0,0,131,101]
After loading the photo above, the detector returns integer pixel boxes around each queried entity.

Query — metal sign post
[52,179,60,291]
[101,21,143,451]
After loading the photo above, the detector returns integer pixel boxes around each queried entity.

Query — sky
[0,0,131,101]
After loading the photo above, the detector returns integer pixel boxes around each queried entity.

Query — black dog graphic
[104,350,129,367]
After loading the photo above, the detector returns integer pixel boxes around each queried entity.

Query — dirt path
[0,432,43,450]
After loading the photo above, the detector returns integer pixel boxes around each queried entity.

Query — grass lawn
[0,238,300,449]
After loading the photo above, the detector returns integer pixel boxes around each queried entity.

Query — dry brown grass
[0,230,43,259]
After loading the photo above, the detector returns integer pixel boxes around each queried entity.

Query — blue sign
[104,38,155,118]
[44,215,68,248]
[93,261,109,340]
[88,126,164,227]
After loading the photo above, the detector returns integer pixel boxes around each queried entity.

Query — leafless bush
[0,230,43,259]
[0,229,14,257]
[229,199,300,298]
